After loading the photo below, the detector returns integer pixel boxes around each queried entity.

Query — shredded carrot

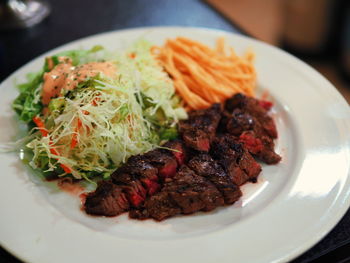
[155,37,257,110]
[59,163,72,174]
[32,116,49,137]
[70,118,82,149]
[128,52,136,59]
[49,147,72,173]
[32,116,73,174]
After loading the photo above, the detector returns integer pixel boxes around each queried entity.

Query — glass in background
[0,0,50,31]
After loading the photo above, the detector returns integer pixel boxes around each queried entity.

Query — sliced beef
[162,139,187,165]
[85,180,129,216]
[218,159,249,186]
[239,131,281,164]
[130,165,225,221]
[111,172,147,207]
[111,154,164,207]
[141,191,181,221]
[238,146,263,182]
[211,134,261,185]
[143,149,178,179]
[128,208,150,220]
[117,155,158,181]
[188,154,242,204]
[165,165,224,213]
[115,155,160,195]
[220,109,255,136]
[222,93,281,164]
[225,93,277,138]
[224,93,247,112]
[181,129,210,152]
[110,146,181,208]
[179,103,221,152]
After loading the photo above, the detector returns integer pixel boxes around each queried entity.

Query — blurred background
[0,0,349,103]
[0,1,350,263]
[206,0,350,102]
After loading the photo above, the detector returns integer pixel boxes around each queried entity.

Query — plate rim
[1,26,350,263]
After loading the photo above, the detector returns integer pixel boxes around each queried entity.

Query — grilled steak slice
[111,146,180,208]
[223,93,281,164]
[117,155,159,181]
[239,131,281,164]
[220,109,255,136]
[179,103,221,151]
[238,146,262,182]
[111,172,147,207]
[211,135,261,185]
[225,93,277,138]
[85,180,129,216]
[218,159,249,186]
[163,140,187,165]
[142,191,181,221]
[128,208,150,220]
[165,165,224,213]
[115,155,160,195]
[182,129,211,152]
[188,154,242,204]
[131,165,225,220]
[143,149,178,179]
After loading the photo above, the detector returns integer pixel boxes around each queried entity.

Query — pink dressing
[41,57,116,105]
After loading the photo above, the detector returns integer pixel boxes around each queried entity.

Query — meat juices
[84,93,281,221]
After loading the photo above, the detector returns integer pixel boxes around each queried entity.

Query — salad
[13,40,187,181]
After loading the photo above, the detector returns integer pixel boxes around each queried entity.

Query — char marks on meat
[222,93,281,164]
[111,156,159,207]
[135,165,224,221]
[188,154,242,204]
[166,165,224,213]
[225,93,277,138]
[84,93,281,221]
[112,172,147,207]
[211,134,261,185]
[220,109,255,136]
[139,191,181,221]
[239,131,281,164]
[179,103,221,152]
[85,180,129,216]
[143,149,178,179]
[163,140,187,165]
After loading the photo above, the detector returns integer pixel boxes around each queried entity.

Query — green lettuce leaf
[12,71,44,123]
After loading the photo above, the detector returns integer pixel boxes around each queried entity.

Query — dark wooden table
[1,1,350,262]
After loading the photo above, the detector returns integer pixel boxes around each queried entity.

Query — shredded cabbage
[16,40,187,180]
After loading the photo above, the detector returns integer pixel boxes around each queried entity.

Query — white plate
[1,27,350,263]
